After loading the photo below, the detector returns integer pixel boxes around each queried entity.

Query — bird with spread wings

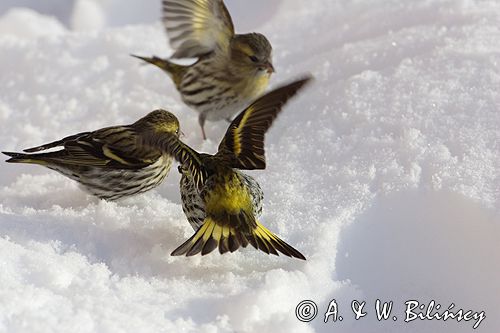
[142,76,311,259]
[133,0,275,139]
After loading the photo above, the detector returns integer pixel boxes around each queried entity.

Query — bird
[141,76,311,259]
[132,0,275,140]
[3,110,180,201]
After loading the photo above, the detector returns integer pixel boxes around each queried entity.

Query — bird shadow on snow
[331,189,500,333]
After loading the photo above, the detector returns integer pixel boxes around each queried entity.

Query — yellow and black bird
[142,77,311,259]
[3,110,180,201]
[133,0,275,139]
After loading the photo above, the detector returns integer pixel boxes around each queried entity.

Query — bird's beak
[264,61,275,74]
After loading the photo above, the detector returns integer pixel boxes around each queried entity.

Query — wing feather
[27,127,161,168]
[216,76,312,169]
[141,132,208,189]
[23,132,91,153]
[162,0,235,58]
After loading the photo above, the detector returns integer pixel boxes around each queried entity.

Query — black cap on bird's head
[231,33,274,74]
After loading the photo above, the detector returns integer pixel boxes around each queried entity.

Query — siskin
[142,77,311,259]
[3,110,180,201]
[133,0,275,140]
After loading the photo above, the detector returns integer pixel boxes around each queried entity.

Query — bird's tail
[131,54,185,86]
[171,217,306,260]
[3,151,48,165]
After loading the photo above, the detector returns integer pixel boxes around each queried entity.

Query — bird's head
[230,33,274,77]
[134,109,180,137]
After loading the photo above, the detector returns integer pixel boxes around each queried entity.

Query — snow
[0,0,499,332]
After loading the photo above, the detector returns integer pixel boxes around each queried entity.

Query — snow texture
[0,0,499,332]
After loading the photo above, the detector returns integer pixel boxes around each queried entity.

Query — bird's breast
[239,73,270,100]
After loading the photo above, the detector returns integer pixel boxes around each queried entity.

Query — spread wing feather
[142,132,208,190]
[216,77,312,170]
[162,0,235,58]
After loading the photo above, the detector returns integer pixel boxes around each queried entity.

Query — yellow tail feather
[171,218,306,260]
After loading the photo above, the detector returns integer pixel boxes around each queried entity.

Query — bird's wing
[23,132,92,153]
[162,0,235,58]
[142,132,208,189]
[48,127,160,168]
[216,76,312,170]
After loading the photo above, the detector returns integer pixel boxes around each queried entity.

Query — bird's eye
[249,55,259,63]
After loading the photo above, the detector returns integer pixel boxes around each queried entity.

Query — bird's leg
[199,112,207,140]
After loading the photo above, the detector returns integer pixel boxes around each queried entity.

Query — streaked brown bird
[142,77,311,259]
[3,110,180,201]
[132,0,275,140]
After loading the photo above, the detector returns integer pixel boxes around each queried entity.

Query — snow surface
[1,0,499,332]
